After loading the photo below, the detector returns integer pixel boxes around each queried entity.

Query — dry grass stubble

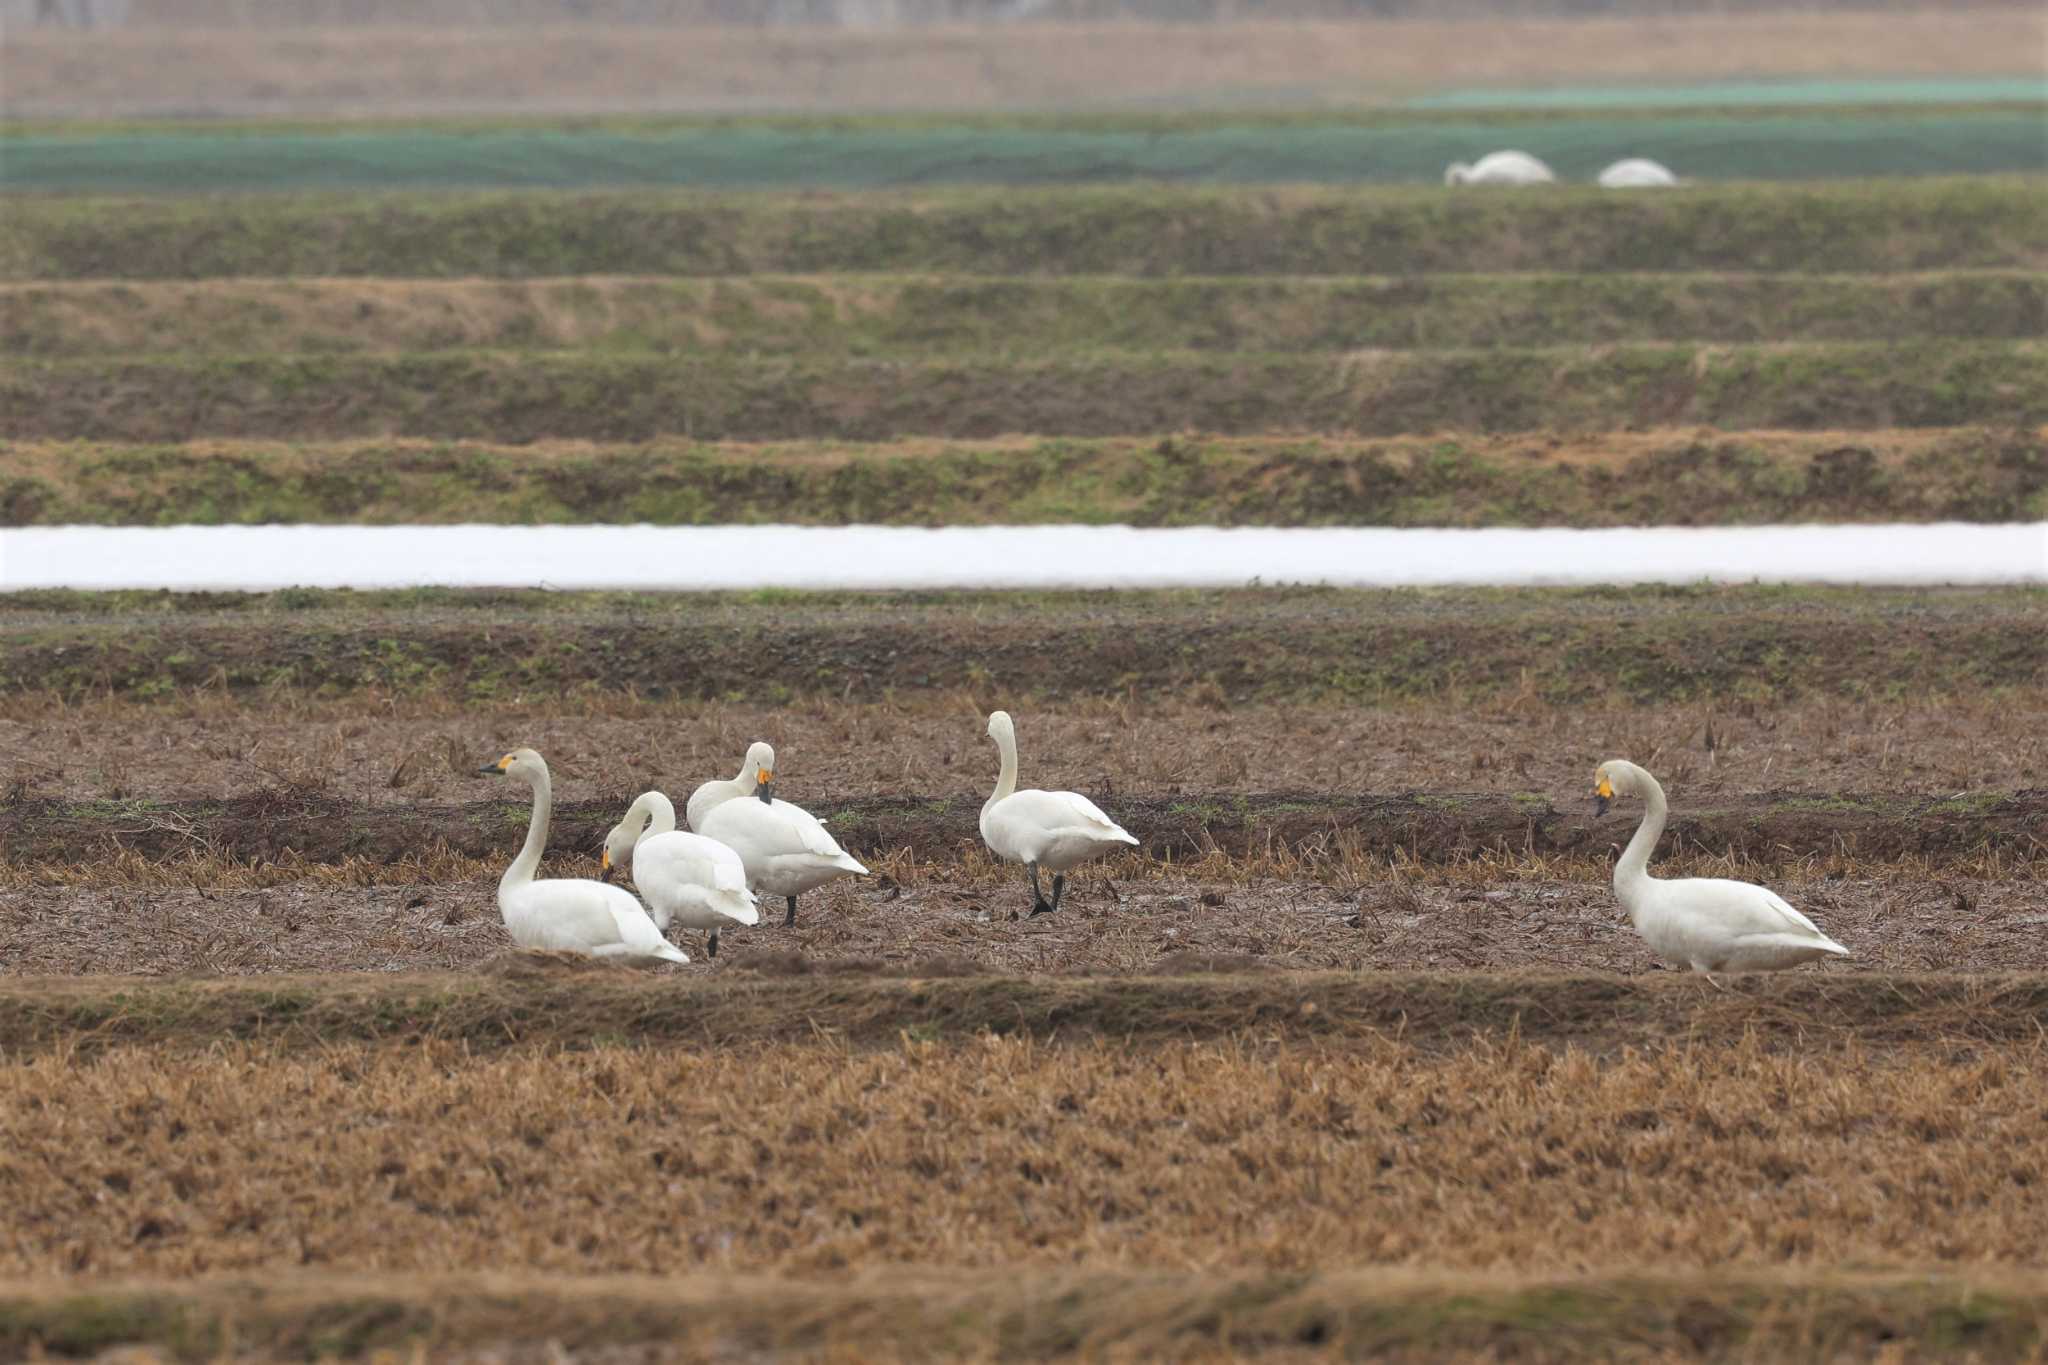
[3,1033,2043,1280]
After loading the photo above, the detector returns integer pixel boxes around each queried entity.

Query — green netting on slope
[1406,78,2048,110]
[3,112,2042,193]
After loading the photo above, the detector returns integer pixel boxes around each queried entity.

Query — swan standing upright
[1594,759,1849,982]
[1443,150,1556,186]
[696,755,868,928]
[686,741,775,832]
[980,709,1138,917]
[602,790,759,957]
[478,748,688,964]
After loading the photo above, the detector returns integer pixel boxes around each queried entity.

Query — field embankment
[8,342,2042,442]
[6,181,2043,280]
[4,1267,2040,1363]
[6,429,2043,528]
[12,272,2042,356]
[4,586,2039,704]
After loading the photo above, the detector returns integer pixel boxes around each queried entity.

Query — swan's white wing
[999,789,1136,842]
[778,799,862,862]
[1662,878,1832,941]
[509,878,682,960]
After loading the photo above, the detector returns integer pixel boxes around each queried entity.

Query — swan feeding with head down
[1594,759,1850,983]
[478,748,688,964]
[602,790,759,957]
[980,709,1138,917]
[695,747,868,928]
[1444,150,1556,186]
[1597,157,1678,188]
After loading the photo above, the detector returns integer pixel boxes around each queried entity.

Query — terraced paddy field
[2,108,2045,1359]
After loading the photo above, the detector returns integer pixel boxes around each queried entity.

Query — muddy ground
[6,692,2044,810]
[2,871,2037,979]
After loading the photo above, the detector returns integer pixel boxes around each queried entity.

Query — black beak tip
[1594,795,1610,817]
[477,764,502,776]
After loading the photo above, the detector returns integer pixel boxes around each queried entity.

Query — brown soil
[4,1268,2041,1365]
[3,1029,2046,1283]
[5,15,2035,119]
[6,692,2043,814]
[1,872,2040,981]
[4,786,2043,875]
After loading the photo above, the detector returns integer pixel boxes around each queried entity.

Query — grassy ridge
[6,429,2043,528]
[5,180,2043,280]
[0,968,2043,1056]
[8,343,2042,442]
[4,586,2039,704]
[3,1268,2039,1363]
[8,272,2044,357]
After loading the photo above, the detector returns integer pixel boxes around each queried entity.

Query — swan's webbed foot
[1029,899,1056,917]
[784,895,799,928]
[707,930,719,958]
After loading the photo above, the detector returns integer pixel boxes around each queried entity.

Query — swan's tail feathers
[836,853,871,876]
[1749,931,1851,959]
[714,892,761,927]
[1111,827,1139,847]
[653,941,691,964]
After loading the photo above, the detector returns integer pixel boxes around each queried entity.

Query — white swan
[1595,759,1849,982]
[980,709,1138,917]
[696,774,868,928]
[478,748,688,964]
[1598,158,1678,189]
[1444,150,1556,186]
[602,790,759,957]
[686,740,774,832]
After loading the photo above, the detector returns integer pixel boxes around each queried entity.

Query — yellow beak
[758,768,773,784]
[1595,776,1614,800]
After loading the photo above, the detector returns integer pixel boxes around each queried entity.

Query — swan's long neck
[733,757,759,794]
[987,727,1018,810]
[1613,763,1667,919]
[634,791,677,843]
[504,768,552,900]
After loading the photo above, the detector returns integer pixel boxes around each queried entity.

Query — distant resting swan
[602,790,759,957]
[980,709,1138,917]
[479,748,687,964]
[1597,158,1678,189]
[1594,759,1849,982]
[1444,150,1556,186]
[696,763,868,928]
[687,740,775,832]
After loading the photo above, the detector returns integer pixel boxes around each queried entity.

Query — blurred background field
[1,1,2045,1360]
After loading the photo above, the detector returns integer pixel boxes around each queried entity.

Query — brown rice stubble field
[3,1031,2045,1282]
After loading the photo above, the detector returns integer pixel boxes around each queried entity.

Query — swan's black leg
[1050,873,1068,913]
[1028,863,1055,917]
[785,895,799,928]
[708,928,719,958]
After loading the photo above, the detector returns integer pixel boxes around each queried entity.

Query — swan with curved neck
[696,757,868,929]
[1444,149,1555,187]
[1595,759,1849,982]
[687,741,775,831]
[478,748,687,963]
[602,790,759,957]
[981,709,1138,917]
